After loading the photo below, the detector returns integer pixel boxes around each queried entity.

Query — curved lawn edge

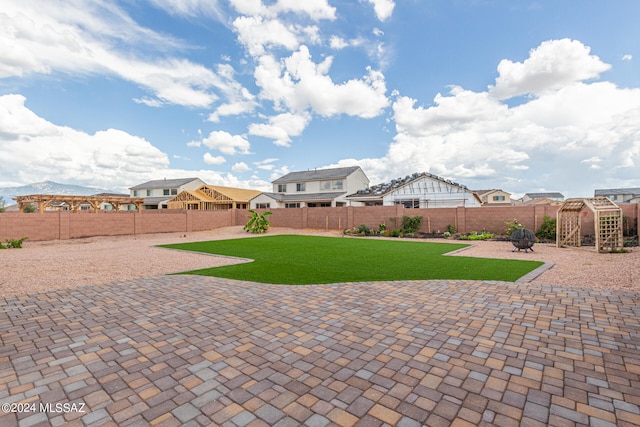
[158,235,544,285]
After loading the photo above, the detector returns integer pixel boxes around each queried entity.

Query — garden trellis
[556,197,623,253]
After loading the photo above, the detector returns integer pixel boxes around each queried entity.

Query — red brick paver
[1,276,639,426]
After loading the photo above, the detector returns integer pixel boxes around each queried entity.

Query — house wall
[2,203,638,242]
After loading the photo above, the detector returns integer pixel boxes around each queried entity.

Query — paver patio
[1,276,639,426]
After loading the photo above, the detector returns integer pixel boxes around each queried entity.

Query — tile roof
[349,172,468,198]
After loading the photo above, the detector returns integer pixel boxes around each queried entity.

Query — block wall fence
[1,203,638,242]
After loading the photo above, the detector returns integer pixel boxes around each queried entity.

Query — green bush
[354,224,372,235]
[504,219,524,236]
[536,216,556,240]
[401,215,423,234]
[446,224,456,234]
[0,237,28,249]
[459,231,494,240]
[244,210,272,234]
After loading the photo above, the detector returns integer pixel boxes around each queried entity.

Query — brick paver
[1,276,639,426]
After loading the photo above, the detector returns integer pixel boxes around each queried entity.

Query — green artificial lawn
[159,235,544,284]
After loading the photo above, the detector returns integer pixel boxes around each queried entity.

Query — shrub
[244,210,272,234]
[459,231,494,240]
[446,224,456,234]
[536,216,556,240]
[378,223,387,234]
[504,219,524,236]
[401,215,423,234]
[1,237,28,249]
[354,224,372,235]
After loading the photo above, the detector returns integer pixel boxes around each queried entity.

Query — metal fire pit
[511,228,536,252]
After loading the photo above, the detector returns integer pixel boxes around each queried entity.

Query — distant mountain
[0,181,114,206]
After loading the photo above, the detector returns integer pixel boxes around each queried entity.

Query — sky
[1,0,639,199]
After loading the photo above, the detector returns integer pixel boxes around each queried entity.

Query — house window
[277,184,287,192]
[146,189,152,196]
[296,183,305,192]
[492,195,505,201]
[321,181,331,190]
[163,189,170,196]
[171,188,177,195]
[285,203,301,208]
[333,180,343,190]
[308,203,317,208]
[133,190,139,197]
[320,202,332,207]
[256,203,270,209]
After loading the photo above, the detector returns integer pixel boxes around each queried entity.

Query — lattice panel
[557,211,581,247]
[597,210,623,252]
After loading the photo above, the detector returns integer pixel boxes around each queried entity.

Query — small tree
[0,196,6,213]
[244,209,272,234]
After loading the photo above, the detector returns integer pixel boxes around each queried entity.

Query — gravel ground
[1,226,638,298]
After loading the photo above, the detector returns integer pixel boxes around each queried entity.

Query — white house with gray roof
[347,172,482,208]
[250,166,369,209]
[129,177,205,209]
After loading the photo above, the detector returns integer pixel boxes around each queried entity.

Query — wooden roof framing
[557,197,623,253]
[13,194,144,213]
[167,185,261,210]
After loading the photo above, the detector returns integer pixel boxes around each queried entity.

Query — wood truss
[167,185,261,210]
[557,197,623,253]
[13,194,144,213]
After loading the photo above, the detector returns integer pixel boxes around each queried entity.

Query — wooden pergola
[13,194,144,213]
[556,197,623,253]
[167,185,261,210]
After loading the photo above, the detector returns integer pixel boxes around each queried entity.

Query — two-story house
[347,172,482,208]
[250,166,370,209]
[475,189,514,205]
[129,177,205,209]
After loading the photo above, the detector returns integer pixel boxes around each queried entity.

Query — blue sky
[1,0,639,198]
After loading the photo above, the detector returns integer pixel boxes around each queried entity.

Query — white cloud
[0,94,168,189]
[0,1,239,108]
[203,153,226,165]
[255,46,389,118]
[232,162,251,172]
[0,94,271,192]
[229,0,336,21]
[622,54,633,61]
[489,39,611,100]
[202,130,251,155]
[337,40,640,196]
[329,36,348,50]
[254,158,279,171]
[248,112,311,146]
[365,0,395,21]
[146,0,225,20]
[233,16,301,56]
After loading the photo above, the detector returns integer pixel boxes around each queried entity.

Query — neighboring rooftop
[352,172,468,197]
[273,166,362,183]
[129,177,201,190]
[595,188,640,196]
[523,192,564,199]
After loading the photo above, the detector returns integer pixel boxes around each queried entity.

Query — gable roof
[350,172,470,198]
[130,177,201,190]
[273,166,362,183]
